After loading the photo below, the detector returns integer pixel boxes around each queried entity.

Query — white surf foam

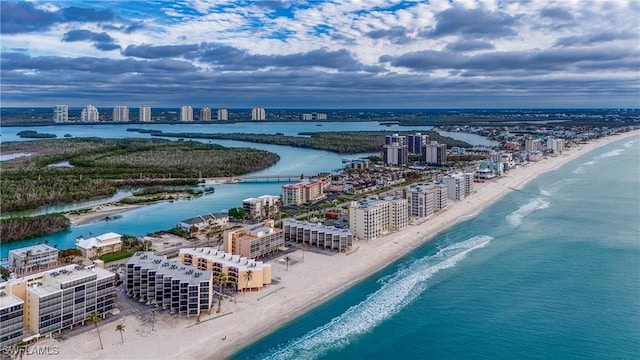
[506,198,550,227]
[597,148,624,158]
[623,139,636,148]
[539,188,552,197]
[263,235,494,360]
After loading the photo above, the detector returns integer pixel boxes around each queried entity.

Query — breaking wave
[506,198,550,227]
[261,235,494,360]
[623,139,636,148]
[597,149,624,158]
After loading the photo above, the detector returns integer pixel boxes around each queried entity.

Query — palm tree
[231,281,238,303]
[150,309,156,331]
[284,256,291,271]
[216,273,227,313]
[88,311,103,350]
[301,243,307,260]
[115,324,125,344]
[244,270,253,293]
[14,341,27,360]
[91,246,98,260]
[95,246,103,260]
[24,250,33,274]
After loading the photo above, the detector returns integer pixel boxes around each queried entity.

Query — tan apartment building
[281,178,325,205]
[243,195,280,220]
[348,196,409,241]
[0,263,115,345]
[222,220,285,259]
[76,232,122,259]
[407,182,449,218]
[179,248,271,292]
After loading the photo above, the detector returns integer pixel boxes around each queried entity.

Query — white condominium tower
[139,105,152,122]
[81,105,99,122]
[252,106,266,120]
[181,106,193,121]
[53,105,68,123]
[113,105,129,122]
[200,107,212,121]
[217,108,228,120]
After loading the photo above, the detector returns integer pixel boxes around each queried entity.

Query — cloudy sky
[2,0,639,109]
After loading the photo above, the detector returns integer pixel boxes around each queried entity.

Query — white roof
[76,232,122,250]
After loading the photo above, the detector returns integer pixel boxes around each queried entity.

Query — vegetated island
[17,130,57,138]
[0,213,70,242]
[0,138,280,214]
[137,129,471,153]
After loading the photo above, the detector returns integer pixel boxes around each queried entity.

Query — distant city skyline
[1,1,639,108]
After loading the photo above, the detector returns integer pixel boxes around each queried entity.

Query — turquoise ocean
[232,135,640,360]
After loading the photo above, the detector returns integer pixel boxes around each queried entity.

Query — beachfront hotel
[112,106,129,122]
[282,219,354,252]
[222,220,285,259]
[348,196,409,241]
[179,248,271,292]
[251,106,266,120]
[139,105,152,122]
[406,183,449,218]
[75,232,123,259]
[126,252,213,317]
[81,105,99,122]
[242,195,280,220]
[217,108,228,120]
[281,178,325,205]
[8,244,59,274]
[53,105,68,123]
[0,263,116,345]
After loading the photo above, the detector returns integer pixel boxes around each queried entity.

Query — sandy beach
[31,130,639,360]
[66,204,146,226]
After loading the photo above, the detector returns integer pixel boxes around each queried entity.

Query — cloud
[0,2,59,34]
[422,6,518,39]
[365,26,413,44]
[62,30,120,51]
[122,44,199,59]
[445,40,495,52]
[554,31,636,47]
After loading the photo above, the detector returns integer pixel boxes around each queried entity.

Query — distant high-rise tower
[251,106,266,120]
[139,105,151,122]
[53,105,68,123]
[81,105,99,122]
[423,142,448,165]
[113,106,129,122]
[217,108,228,120]
[407,133,428,154]
[181,106,193,121]
[200,107,211,121]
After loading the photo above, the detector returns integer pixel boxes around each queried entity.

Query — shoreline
[66,204,146,226]
[30,130,639,360]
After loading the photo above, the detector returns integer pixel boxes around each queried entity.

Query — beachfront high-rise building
[525,138,543,152]
[126,252,213,317]
[546,138,565,153]
[282,219,354,252]
[407,133,429,154]
[251,107,266,120]
[222,220,284,259]
[81,105,99,122]
[139,105,152,122]
[424,142,448,165]
[281,178,325,205]
[112,106,129,122]
[443,172,474,201]
[8,244,59,274]
[383,142,409,166]
[0,283,24,348]
[348,196,408,241]
[53,105,68,123]
[407,183,435,218]
[181,106,193,121]
[179,248,272,292]
[217,108,228,120]
[200,107,211,121]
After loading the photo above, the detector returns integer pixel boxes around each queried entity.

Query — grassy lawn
[100,250,136,263]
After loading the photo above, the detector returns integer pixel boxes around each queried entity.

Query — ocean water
[232,135,640,360]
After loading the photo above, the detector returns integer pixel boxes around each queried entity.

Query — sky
[1,0,639,109]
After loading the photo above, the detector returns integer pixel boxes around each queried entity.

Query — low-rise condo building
[179,213,229,232]
[76,232,123,259]
[8,244,59,274]
[281,178,325,205]
[126,252,213,317]
[179,248,271,292]
[282,219,354,252]
[349,197,409,241]
[243,195,280,220]
[222,220,285,259]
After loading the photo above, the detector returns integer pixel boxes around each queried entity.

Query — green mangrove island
[0,138,280,213]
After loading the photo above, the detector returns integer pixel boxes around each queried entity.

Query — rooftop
[9,243,58,257]
[128,252,212,286]
[180,248,270,271]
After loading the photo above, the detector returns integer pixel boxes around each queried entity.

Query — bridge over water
[203,174,304,184]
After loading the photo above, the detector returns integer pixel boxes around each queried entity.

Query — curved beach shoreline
[31,130,639,360]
